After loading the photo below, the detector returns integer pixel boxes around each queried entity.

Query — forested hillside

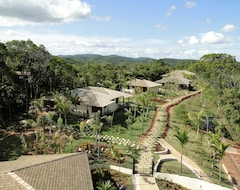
[60,54,196,66]
[1,39,240,143]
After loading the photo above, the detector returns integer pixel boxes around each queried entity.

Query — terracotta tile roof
[0,153,94,190]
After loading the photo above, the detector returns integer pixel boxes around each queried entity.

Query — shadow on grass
[0,135,23,161]
[157,160,197,178]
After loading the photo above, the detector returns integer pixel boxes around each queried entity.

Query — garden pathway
[134,98,176,190]
[134,90,203,190]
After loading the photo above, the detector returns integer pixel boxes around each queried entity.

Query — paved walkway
[133,91,203,190]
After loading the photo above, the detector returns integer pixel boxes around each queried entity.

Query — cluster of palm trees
[208,131,229,183]
[173,116,229,184]
[22,92,78,154]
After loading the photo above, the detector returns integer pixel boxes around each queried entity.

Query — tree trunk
[180,145,183,173]
[219,161,222,184]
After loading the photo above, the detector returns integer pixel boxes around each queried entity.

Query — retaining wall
[154,172,232,190]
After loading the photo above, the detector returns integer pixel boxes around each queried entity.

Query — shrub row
[161,91,202,139]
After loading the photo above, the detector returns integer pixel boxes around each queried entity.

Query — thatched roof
[127,79,161,88]
[161,70,195,77]
[157,70,194,85]
[71,86,132,107]
[156,75,191,85]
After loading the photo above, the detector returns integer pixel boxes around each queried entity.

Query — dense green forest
[1,39,240,143]
[60,54,195,66]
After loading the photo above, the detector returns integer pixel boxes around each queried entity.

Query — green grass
[64,109,155,169]
[165,95,233,189]
[157,160,197,178]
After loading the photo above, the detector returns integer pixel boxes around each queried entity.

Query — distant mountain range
[60,54,196,66]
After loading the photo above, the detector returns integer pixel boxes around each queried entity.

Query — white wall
[154,173,233,190]
[74,103,118,116]
[74,104,93,115]
[104,102,118,114]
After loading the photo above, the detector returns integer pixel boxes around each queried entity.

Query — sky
[0,0,239,60]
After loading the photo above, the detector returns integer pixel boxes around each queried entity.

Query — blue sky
[0,0,239,60]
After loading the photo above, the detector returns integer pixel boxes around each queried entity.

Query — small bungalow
[124,78,161,94]
[71,86,132,117]
[156,70,195,90]
[0,153,94,190]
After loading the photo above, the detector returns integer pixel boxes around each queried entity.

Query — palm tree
[79,120,86,136]
[91,110,103,156]
[30,96,45,115]
[57,117,64,131]
[174,129,189,173]
[64,87,81,115]
[188,109,204,139]
[36,114,49,132]
[144,88,155,118]
[216,141,229,183]
[46,111,55,134]
[104,114,114,133]
[94,122,103,156]
[55,94,71,127]
[208,131,220,176]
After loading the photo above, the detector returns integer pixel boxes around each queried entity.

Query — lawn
[157,160,197,178]
[164,94,233,188]
[64,108,156,169]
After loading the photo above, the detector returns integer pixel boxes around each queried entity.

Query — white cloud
[185,1,197,9]
[0,29,136,56]
[200,31,224,44]
[221,24,236,32]
[1,29,239,60]
[154,23,167,29]
[177,39,186,47]
[188,36,199,45]
[181,31,225,46]
[0,0,91,26]
[165,5,176,17]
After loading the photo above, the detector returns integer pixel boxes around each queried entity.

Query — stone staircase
[136,106,165,175]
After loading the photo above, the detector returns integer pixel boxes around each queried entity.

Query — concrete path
[133,174,159,190]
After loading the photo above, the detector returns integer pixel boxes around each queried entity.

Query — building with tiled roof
[0,153,94,190]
